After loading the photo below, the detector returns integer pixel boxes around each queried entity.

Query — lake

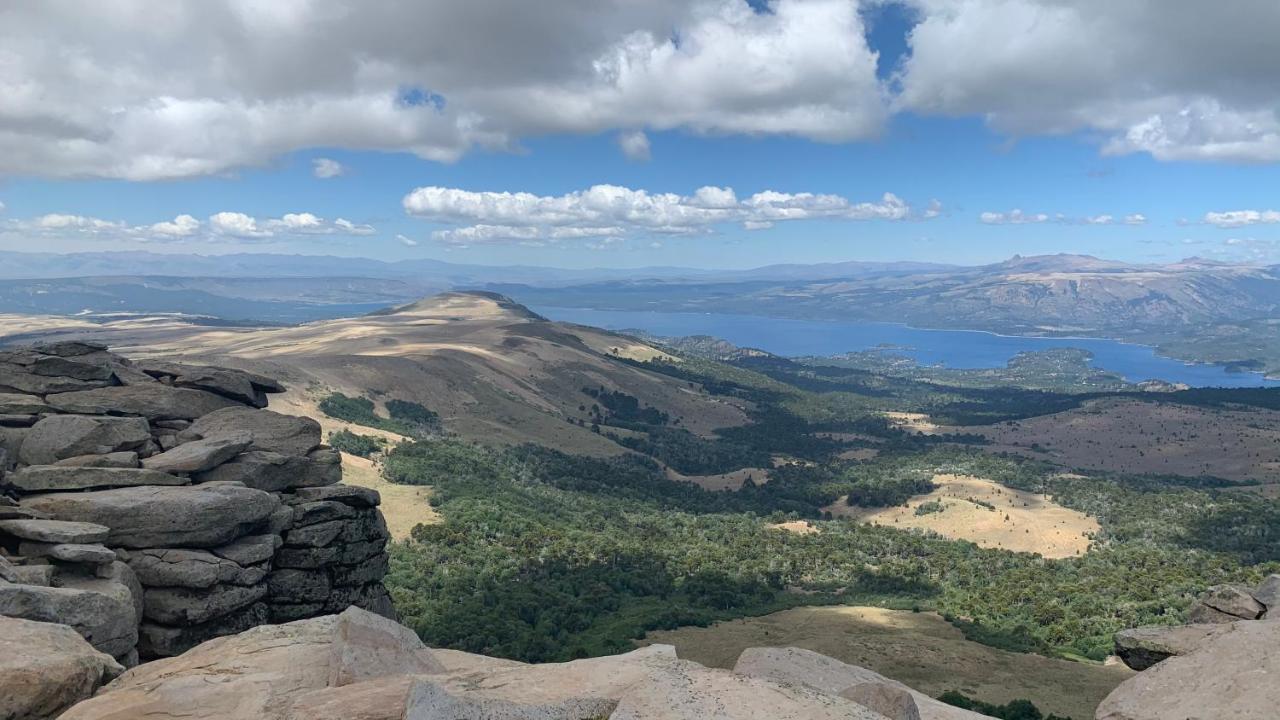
[534,306,1280,388]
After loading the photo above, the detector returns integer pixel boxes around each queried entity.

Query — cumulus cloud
[617,131,651,161]
[312,158,345,179]
[0,0,884,180]
[396,234,420,247]
[1203,209,1280,228]
[405,184,926,246]
[1124,213,1148,225]
[979,210,1050,225]
[897,0,1280,163]
[148,214,201,237]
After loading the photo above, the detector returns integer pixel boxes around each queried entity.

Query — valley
[5,290,1280,718]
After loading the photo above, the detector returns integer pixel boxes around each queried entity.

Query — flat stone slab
[0,392,57,414]
[0,578,139,659]
[20,542,118,565]
[141,433,252,474]
[1116,623,1235,671]
[0,518,110,544]
[53,452,140,469]
[191,407,321,456]
[7,466,188,492]
[19,415,150,465]
[45,384,241,420]
[290,484,381,508]
[22,484,281,549]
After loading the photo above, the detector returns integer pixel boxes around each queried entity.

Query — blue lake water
[534,306,1280,388]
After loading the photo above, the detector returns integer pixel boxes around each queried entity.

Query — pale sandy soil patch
[339,453,440,540]
[766,520,818,535]
[666,466,770,491]
[884,411,965,436]
[823,474,1097,558]
[975,397,1280,482]
[639,605,1132,720]
[267,387,412,445]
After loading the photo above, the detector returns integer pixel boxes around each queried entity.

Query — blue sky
[2,1,1279,268]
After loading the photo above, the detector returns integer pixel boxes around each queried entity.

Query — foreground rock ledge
[57,606,988,720]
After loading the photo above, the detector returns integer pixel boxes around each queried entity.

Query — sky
[2,0,1280,269]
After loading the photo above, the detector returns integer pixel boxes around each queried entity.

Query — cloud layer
[3,211,374,243]
[5,1,1278,180]
[979,210,1148,226]
[404,184,924,245]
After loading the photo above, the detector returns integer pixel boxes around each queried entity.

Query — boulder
[269,568,332,603]
[212,533,282,566]
[290,484,381,508]
[45,384,241,420]
[19,415,150,465]
[1253,574,1280,614]
[328,606,444,687]
[285,675,416,720]
[292,500,357,526]
[66,614,337,718]
[0,392,56,414]
[141,432,252,474]
[191,407,321,456]
[0,363,112,395]
[733,647,989,720]
[0,578,138,658]
[136,361,283,405]
[6,465,188,492]
[143,582,268,625]
[1186,584,1264,623]
[25,355,116,382]
[23,484,280,548]
[1114,623,1235,670]
[0,616,123,720]
[19,541,117,565]
[0,554,16,582]
[53,451,141,468]
[841,684,921,720]
[10,563,56,586]
[194,450,338,492]
[128,547,266,588]
[30,341,109,358]
[0,518,110,544]
[1097,619,1280,720]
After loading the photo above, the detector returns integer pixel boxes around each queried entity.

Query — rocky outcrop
[0,616,123,720]
[1097,618,1280,720]
[58,607,977,720]
[0,343,392,666]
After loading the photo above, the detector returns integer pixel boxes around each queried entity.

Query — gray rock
[268,568,332,603]
[0,413,38,426]
[128,547,264,589]
[1097,619,1280,720]
[31,341,109,358]
[0,363,112,395]
[292,500,357,526]
[141,432,252,474]
[153,419,192,431]
[269,601,328,623]
[7,465,188,492]
[46,384,241,420]
[1187,584,1264,623]
[137,601,271,658]
[0,554,15,582]
[193,449,337,492]
[53,451,140,468]
[211,533,281,566]
[840,683,921,720]
[0,616,123,720]
[19,415,150,465]
[191,407,321,455]
[11,564,56,586]
[332,553,389,588]
[0,519,111,544]
[328,606,444,687]
[23,484,280,548]
[1253,574,1280,614]
[0,392,56,414]
[1115,623,1236,671]
[284,519,346,548]
[0,578,138,658]
[136,361,269,407]
[26,355,116,382]
[290,483,381,508]
[144,582,268,625]
[19,542,117,565]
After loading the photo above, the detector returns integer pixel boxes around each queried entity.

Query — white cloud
[1203,209,1280,228]
[312,158,345,179]
[406,184,926,246]
[618,131,651,161]
[396,234,420,247]
[209,212,270,238]
[980,209,1147,226]
[897,0,1280,163]
[0,0,885,180]
[148,214,201,237]
[334,218,376,236]
[0,201,6,213]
